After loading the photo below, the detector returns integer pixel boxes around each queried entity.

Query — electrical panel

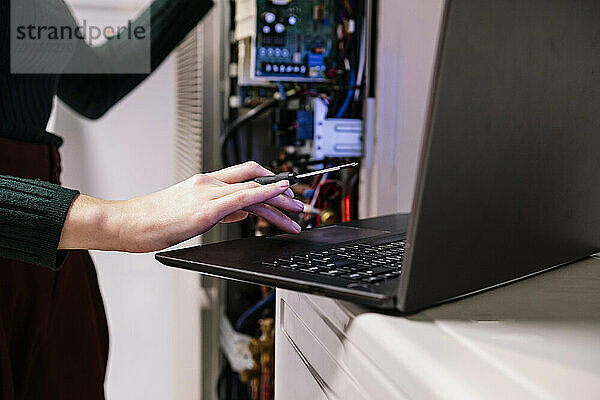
[221,1,370,398]
[228,0,367,230]
[253,0,337,81]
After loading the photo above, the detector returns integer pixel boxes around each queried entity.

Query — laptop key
[351,263,373,271]
[363,267,390,275]
[313,255,346,263]
[300,266,321,273]
[383,263,400,269]
[310,250,333,256]
[324,259,356,268]
[319,269,344,277]
[261,261,277,267]
[341,272,365,280]
[297,260,321,266]
[362,276,385,283]
[328,248,345,254]
[295,261,311,266]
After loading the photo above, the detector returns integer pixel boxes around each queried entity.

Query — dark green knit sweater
[0,0,213,269]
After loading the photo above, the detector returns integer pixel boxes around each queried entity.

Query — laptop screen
[399,0,600,312]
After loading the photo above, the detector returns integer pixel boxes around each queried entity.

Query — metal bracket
[313,98,363,160]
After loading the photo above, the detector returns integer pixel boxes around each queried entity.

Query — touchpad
[270,225,390,244]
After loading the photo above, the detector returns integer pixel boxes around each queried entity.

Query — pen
[252,162,359,185]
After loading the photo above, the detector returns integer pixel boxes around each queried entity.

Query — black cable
[330,0,363,118]
[217,362,229,400]
[232,126,242,166]
[221,98,279,166]
[368,0,378,98]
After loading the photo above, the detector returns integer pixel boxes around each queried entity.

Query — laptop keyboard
[261,239,405,284]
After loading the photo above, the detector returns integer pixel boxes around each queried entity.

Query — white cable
[309,173,328,209]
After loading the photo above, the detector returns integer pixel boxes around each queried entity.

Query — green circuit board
[254,0,338,81]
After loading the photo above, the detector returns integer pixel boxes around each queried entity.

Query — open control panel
[254,0,337,81]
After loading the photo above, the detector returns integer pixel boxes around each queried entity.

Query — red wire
[310,175,320,189]
[343,195,351,222]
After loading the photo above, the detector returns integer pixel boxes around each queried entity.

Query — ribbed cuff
[0,175,79,270]
[43,183,80,269]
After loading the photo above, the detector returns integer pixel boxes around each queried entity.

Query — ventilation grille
[175,25,204,182]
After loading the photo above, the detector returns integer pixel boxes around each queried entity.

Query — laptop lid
[398,0,600,312]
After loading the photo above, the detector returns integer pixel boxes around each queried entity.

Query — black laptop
[156,0,600,313]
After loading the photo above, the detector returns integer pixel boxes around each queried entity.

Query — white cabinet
[275,257,600,400]
[275,291,408,400]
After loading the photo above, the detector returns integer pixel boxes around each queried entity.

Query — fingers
[264,193,304,213]
[213,180,264,197]
[244,203,301,234]
[220,199,302,230]
[206,175,302,233]
[221,210,249,223]
[212,180,292,221]
[207,162,296,198]
[212,181,299,210]
[207,161,273,184]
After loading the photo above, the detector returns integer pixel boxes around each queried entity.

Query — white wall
[360,0,445,216]
[49,2,203,399]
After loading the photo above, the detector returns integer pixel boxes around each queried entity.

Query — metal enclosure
[174,1,230,398]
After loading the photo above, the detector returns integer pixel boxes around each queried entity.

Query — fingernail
[284,188,294,198]
[278,180,290,188]
[291,220,301,233]
[294,200,305,211]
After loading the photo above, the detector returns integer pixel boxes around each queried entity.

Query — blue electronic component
[296,111,314,140]
[308,53,325,67]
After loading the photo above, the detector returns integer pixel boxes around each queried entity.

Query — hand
[58,162,303,253]
[206,161,299,226]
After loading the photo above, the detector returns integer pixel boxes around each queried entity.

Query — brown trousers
[0,138,108,400]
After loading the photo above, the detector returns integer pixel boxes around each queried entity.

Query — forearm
[58,193,192,253]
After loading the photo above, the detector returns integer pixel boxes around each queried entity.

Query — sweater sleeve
[0,175,79,270]
[57,0,214,119]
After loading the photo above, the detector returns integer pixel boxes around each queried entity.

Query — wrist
[58,194,126,251]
